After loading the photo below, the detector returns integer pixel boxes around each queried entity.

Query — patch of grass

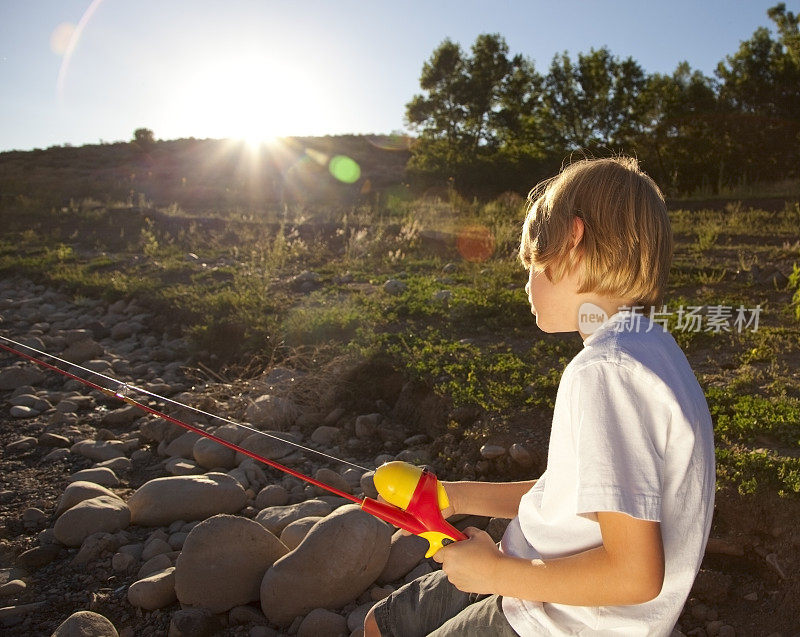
[716,447,800,497]
[707,387,800,447]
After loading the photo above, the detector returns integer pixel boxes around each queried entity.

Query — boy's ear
[571,216,585,250]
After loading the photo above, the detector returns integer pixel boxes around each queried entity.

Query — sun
[165,47,320,143]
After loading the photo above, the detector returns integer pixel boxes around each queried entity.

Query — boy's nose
[525,281,531,296]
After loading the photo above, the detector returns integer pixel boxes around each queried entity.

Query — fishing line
[0,333,369,473]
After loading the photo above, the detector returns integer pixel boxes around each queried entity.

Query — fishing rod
[0,334,465,556]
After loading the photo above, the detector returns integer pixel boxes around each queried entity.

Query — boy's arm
[441,480,536,520]
[435,510,665,606]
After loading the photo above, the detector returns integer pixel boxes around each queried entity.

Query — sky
[0,0,792,152]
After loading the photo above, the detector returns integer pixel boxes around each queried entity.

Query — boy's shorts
[372,569,519,636]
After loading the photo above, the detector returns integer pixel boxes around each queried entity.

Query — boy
[365,156,715,636]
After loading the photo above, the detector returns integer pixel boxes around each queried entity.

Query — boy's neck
[577,298,636,341]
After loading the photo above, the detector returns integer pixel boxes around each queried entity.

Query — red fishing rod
[0,335,465,556]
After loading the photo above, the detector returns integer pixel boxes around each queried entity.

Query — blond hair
[519,156,673,308]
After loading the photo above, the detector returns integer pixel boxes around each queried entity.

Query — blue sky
[0,0,791,152]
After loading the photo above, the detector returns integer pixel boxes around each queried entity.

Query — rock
[0,601,44,627]
[313,468,351,496]
[480,444,506,460]
[53,495,131,547]
[139,554,173,579]
[62,338,104,363]
[255,485,289,508]
[68,467,120,487]
[127,567,177,610]
[378,530,429,584]
[347,602,373,632]
[509,443,533,467]
[254,499,333,536]
[168,608,221,637]
[51,610,119,637]
[22,507,46,525]
[165,457,204,476]
[38,432,71,447]
[0,579,26,598]
[128,473,248,526]
[112,552,136,572]
[0,366,45,390]
[175,514,288,613]
[16,544,61,569]
[142,538,172,561]
[355,414,381,438]
[229,605,267,625]
[164,431,203,458]
[279,517,323,550]
[297,608,348,637]
[91,457,131,475]
[5,436,37,454]
[249,626,278,637]
[245,395,299,429]
[43,448,71,462]
[383,279,406,295]
[192,425,247,469]
[101,405,141,426]
[140,418,182,443]
[260,504,392,626]
[234,432,298,465]
[56,481,122,517]
[360,471,378,499]
[72,532,122,566]
[71,440,126,461]
[10,405,36,418]
[310,426,339,446]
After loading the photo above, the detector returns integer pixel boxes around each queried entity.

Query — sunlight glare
[167,47,320,144]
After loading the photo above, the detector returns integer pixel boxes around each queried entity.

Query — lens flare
[457,225,495,263]
[50,23,75,56]
[329,155,361,184]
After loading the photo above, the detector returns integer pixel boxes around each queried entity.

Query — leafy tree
[714,5,800,185]
[540,48,646,151]
[634,63,721,194]
[405,34,548,193]
[133,128,155,152]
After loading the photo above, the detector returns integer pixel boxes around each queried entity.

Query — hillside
[0,135,411,213]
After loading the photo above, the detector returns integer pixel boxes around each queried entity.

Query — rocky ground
[0,276,798,636]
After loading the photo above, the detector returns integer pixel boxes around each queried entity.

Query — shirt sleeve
[570,361,666,522]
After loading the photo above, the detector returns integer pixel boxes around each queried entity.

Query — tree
[633,63,721,194]
[540,47,647,152]
[405,34,548,193]
[714,4,800,185]
[132,128,155,152]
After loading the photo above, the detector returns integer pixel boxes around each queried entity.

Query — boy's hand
[432,527,502,594]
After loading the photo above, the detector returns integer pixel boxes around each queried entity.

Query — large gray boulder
[174,514,288,613]
[53,495,130,547]
[254,499,332,536]
[55,481,123,517]
[127,473,247,526]
[192,425,248,470]
[127,567,176,610]
[71,440,126,461]
[51,610,119,636]
[233,431,298,465]
[260,504,392,626]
